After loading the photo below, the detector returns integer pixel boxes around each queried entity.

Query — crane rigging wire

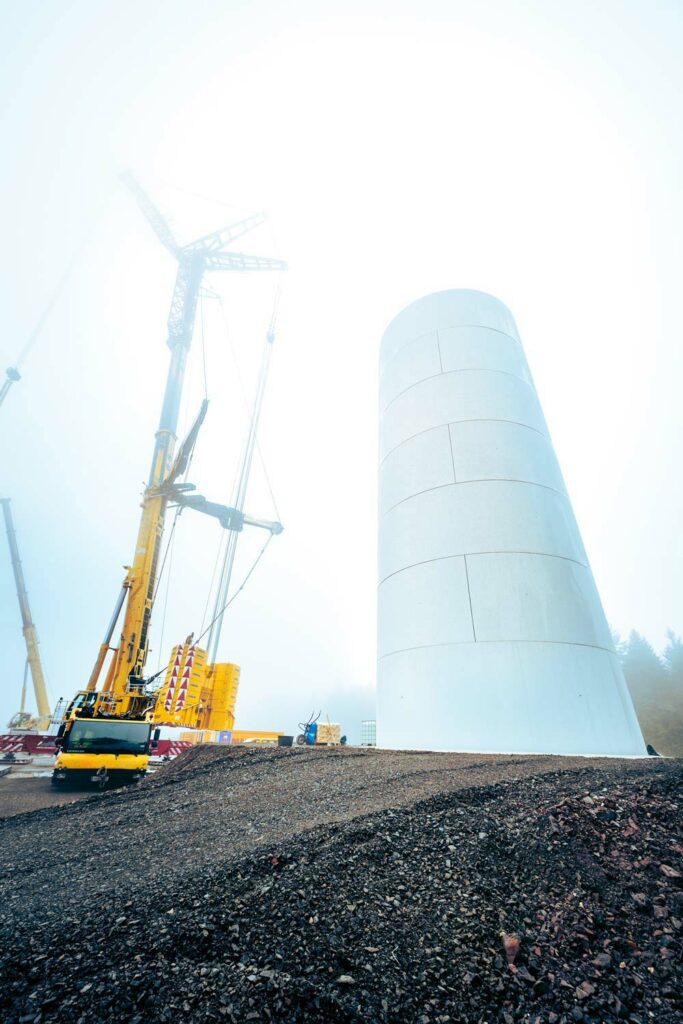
[14,206,107,369]
[148,273,282,666]
[215,287,282,521]
[1,195,114,409]
[193,533,273,648]
[142,530,274,692]
[154,517,177,672]
[204,276,283,663]
[199,290,209,400]
[199,531,227,637]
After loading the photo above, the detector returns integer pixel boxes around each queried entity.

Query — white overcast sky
[1,0,681,738]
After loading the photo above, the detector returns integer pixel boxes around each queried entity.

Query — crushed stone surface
[0,775,90,817]
[0,746,680,1023]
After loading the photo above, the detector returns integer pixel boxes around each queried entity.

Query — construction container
[179,730,219,745]
[231,730,283,745]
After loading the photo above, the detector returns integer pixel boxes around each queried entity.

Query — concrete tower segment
[377,289,645,755]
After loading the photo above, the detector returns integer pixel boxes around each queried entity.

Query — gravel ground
[0,746,680,1023]
[0,775,90,817]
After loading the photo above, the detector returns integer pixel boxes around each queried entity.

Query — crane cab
[52,717,155,788]
[62,690,97,719]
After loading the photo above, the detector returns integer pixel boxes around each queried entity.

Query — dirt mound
[0,748,680,1022]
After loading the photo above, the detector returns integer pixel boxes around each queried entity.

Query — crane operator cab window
[63,720,151,755]
[65,690,97,718]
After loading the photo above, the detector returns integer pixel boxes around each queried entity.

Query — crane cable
[150,437,197,614]
[199,290,209,400]
[203,277,283,662]
[152,279,282,662]
[216,284,282,522]
[144,530,272,689]
[193,532,273,648]
[154,520,177,672]
[199,530,227,636]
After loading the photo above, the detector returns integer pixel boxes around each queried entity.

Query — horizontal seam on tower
[380,323,520,376]
[379,418,547,467]
[382,477,569,515]
[381,366,533,416]
[378,639,616,659]
[378,550,589,586]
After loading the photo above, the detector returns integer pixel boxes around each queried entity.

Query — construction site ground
[0,774,89,816]
[0,746,681,1023]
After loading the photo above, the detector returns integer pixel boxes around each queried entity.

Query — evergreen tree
[611,628,627,659]
[620,630,683,756]
[621,630,667,697]
[663,629,683,685]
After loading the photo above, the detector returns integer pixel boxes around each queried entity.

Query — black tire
[295,734,305,746]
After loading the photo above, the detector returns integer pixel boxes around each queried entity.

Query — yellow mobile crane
[53,177,285,787]
[1,498,51,731]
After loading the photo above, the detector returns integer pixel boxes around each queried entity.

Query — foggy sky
[1,0,681,739]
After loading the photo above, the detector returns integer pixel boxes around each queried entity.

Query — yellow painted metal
[86,643,110,694]
[232,729,283,744]
[178,729,218,744]
[54,751,148,773]
[92,486,167,717]
[200,663,240,731]
[21,624,50,728]
[176,728,283,746]
[152,647,239,733]
[153,641,207,726]
[1,498,51,729]
[53,715,153,784]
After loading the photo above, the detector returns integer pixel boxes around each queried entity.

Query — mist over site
[1,1,683,747]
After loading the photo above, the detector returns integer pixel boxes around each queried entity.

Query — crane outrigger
[53,177,285,786]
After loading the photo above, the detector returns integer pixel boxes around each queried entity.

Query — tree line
[614,629,683,756]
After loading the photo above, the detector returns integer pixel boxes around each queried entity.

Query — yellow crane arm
[1,498,51,724]
[100,491,166,704]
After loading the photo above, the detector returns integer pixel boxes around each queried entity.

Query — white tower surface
[377,289,645,756]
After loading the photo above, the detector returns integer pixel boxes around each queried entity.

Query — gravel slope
[0,747,680,1023]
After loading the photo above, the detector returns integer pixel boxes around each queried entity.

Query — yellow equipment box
[232,730,283,745]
